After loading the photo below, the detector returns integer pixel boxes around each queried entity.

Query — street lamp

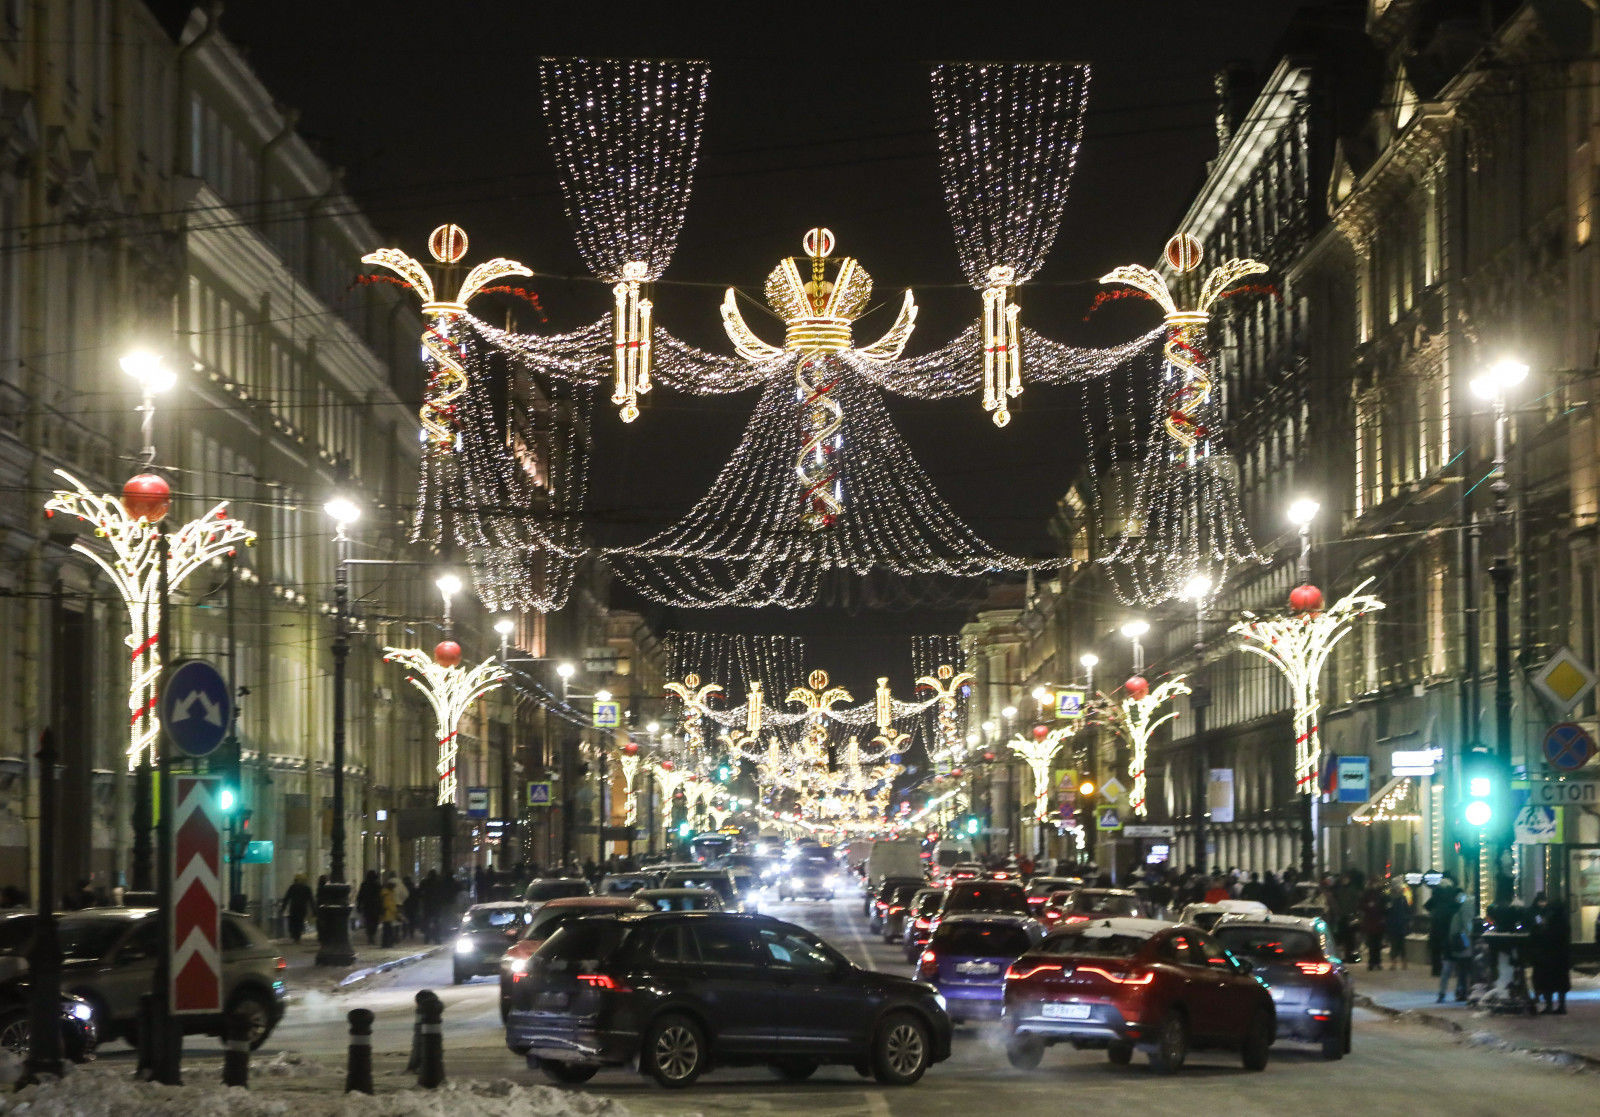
[1287,497,1320,586]
[1182,573,1212,872]
[1079,652,1099,692]
[493,615,517,871]
[1120,620,1149,675]
[121,349,175,466]
[316,489,361,966]
[436,572,463,636]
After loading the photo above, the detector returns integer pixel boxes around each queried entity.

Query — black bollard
[134,993,156,1080]
[405,995,422,1073]
[415,990,444,1089]
[221,1011,250,1088]
[345,1009,374,1094]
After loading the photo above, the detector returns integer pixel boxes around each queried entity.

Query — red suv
[1003,917,1274,1073]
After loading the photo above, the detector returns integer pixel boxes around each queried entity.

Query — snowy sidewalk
[273,938,443,993]
[1351,961,1600,1067]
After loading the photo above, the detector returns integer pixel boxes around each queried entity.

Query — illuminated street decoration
[1230,580,1385,795]
[1009,726,1076,824]
[663,673,724,759]
[383,644,509,807]
[1110,674,1190,816]
[617,748,642,827]
[915,664,976,774]
[44,469,255,771]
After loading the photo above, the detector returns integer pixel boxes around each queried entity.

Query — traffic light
[1461,748,1503,830]
[677,820,693,838]
[963,815,980,837]
[716,764,731,783]
[218,786,237,812]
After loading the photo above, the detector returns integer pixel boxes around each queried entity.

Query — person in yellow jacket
[380,878,400,948]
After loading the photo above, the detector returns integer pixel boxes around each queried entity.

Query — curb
[334,947,443,990]
[1355,993,1600,1071]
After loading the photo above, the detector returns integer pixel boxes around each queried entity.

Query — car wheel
[1241,1012,1272,1071]
[642,1013,706,1088]
[1322,1012,1349,1061]
[0,1008,30,1060]
[540,1059,599,1085]
[769,1058,819,1081]
[873,1012,931,1085]
[227,991,277,1050]
[1148,1011,1188,1074]
[1005,1033,1044,1070]
[1107,1041,1134,1066]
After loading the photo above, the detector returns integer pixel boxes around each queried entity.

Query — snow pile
[0,1066,633,1117]
[255,1051,323,1078]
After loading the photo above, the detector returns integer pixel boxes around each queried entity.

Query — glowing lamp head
[435,572,462,600]
[1031,686,1050,704]
[493,617,515,637]
[433,640,462,668]
[120,350,176,393]
[1079,653,1099,670]
[1120,620,1149,640]
[1472,357,1529,400]
[595,689,612,704]
[1287,497,1320,527]
[1289,584,1324,612]
[1182,574,1213,602]
[1125,676,1150,701]
[324,495,361,528]
[1002,705,1018,720]
[556,662,575,681]
[121,474,172,522]
[646,721,660,735]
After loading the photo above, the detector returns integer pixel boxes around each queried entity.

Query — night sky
[216,0,1304,696]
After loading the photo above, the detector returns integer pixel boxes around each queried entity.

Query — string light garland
[383,645,510,807]
[44,469,256,771]
[540,59,711,421]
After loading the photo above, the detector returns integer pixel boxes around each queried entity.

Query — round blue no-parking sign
[1542,722,1596,773]
[160,659,233,758]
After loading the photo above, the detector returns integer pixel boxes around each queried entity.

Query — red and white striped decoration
[171,775,223,1015]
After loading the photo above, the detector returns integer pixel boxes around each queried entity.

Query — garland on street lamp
[1008,724,1076,824]
[384,642,510,807]
[1108,673,1190,817]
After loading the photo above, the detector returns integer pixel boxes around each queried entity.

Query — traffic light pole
[1488,391,1515,909]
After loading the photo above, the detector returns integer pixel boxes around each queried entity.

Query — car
[901,888,946,962]
[1177,899,1269,931]
[1286,881,1329,919]
[778,862,835,901]
[1042,888,1156,927]
[0,974,98,1063]
[632,888,725,913]
[1002,917,1275,1074]
[525,878,595,905]
[597,873,658,896]
[51,908,285,1049]
[727,868,763,912]
[453,901,533,984]
[915,914,1043,1023]
[1025,877,1085,916]
[935,881,1030,929]
[499,896,650,1021]
[657,868,743,912]
[505,910,952,1088]
[946,863,985,883]
[867,876,925,928]
[875,881,927,940]
[1212,913,1352,1059]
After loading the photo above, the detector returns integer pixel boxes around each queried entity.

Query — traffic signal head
[218,787,236,812]
[1462,749,1502,830]
[677,821,692,838]
[716,765,731,783]
[1078,779,1096,797]
[964,816,980,836]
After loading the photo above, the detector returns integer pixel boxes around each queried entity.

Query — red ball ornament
[1290,584,1324,612]
[983,751,995,763]
[1165,232,1204,274]
[1125,676,1150,701]
[122,474,171,522]
[660,760,674,772]
[622,741,640,756]
[433,640,462,667]
[1032,724,1050,741]
[951,768,964,778]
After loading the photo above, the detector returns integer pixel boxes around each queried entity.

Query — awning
[1351,776,1421,824]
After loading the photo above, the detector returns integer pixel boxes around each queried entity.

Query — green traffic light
[964,817,979,836]
[219,788,236,812]
[1462,749,1501,829]
[677,821,692,837]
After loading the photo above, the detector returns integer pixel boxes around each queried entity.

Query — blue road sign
[1336,756,1371,803]
[160,659,233,759]
[1543,722,1597,772]
[526,781,552,807]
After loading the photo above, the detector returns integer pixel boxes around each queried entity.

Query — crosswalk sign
[1096,805,1123,831]
[526,781,552,807]
[593,701,621,729]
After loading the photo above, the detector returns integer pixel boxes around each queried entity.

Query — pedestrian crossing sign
[593,700,622,728]
[526,781,552,807]
[1096,805,1123,831]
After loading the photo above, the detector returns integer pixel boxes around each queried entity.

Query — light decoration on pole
[1090,235,1269,605]
[617,743,642,827]
[1008,724,1076,824]
[44,470,255,771]
[1110,674,1190,816]
[383,644,509,807]
[1229,579,1385,801]
[663,673,724,760]
[931,62,1092,426]
[916,664,976,775]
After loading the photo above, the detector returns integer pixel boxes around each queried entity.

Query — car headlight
[933,992,948,1012]
[454,937,476,954]
[508,957,529,974]
[69,1002,93,1022]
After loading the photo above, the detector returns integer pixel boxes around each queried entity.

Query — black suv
[505,911,951,1088]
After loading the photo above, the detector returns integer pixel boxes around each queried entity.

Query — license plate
[535,992,569,1010]
[956,962,998,975]
[1041,1002,1092,1020]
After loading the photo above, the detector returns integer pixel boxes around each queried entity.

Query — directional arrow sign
[160,659,233,759]
[171,775,223,1014]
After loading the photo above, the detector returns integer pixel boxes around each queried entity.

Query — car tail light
[1027,896,1046,906]
[1005,961,1063,982]
[575,973,631,992]
[1296,961,1334,976]
[913,917,931,930]
[274,956,287,972]
[917,951,939,980]
[1063,914,1089,924]
[1079,965,1155,985]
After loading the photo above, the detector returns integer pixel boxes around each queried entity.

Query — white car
[1178,899,1270,930]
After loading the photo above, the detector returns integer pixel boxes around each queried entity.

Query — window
[1042,929,1150,958]
[1163,934,1200,966]
[650,924,700,963]
[755,927,836,973]
[689,922,759,967]
[931,923,1034,958]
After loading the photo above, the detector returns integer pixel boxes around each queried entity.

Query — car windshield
[523,906,605,941]
[527,880,590,902]
[935,923,1033,956]
[944,884,1029,916]
[914,892,944,915]
[639,893,714,912]
[57,919,134,960]
[538,920,628,965]
[465,907,524,931]
[662,874,732,897]
[1214,926,1324,962]
[887,883,921,904]
[1042,928,1152,959]
[599,877,651,894]
[1064,893,1144,917]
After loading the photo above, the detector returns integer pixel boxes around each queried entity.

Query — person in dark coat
[1528,892,1571,1014]
[1359,882,1388,971]
[279,874,314,943]
[1424,877,1459,976]
[1385,881,1413,969]
[355,869,383,946]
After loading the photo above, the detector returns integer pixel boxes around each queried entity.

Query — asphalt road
[101,893,1594,1115]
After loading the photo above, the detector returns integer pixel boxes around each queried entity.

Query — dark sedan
[0,976,98,1063]
[454,902,533,984]
[506,911,952,1088]
[1213,913,1352,1059]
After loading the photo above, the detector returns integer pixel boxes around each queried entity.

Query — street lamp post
[1287,497,1320,874]
[1121,620,1149,676]
[1183,574,1213,874]
[1471,357,1527,907]
[316,494,360,967]
[495,617,517,870]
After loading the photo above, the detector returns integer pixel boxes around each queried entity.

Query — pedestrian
[1359,881,1387,972]
[1261,871,1286,913]
[1385,881,1412,969]
[1437,891,1473,1003]
[279,873,314,944]
[1425,875,1459,977]
[418,869,442,943]
[401,875,419,941]
[380,876,399,947]
[355,869,383,947]
[1203,873,1230,904]
[1240,872,1263,904]
[1527,892,1571,1015]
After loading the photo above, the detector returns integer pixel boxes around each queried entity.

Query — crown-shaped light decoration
[1099,233,1265,449]
[363,224,532,449]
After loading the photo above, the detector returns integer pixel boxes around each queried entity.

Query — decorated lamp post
[915,664,975,775]
[618,741,642,829]
[1008,724,1075,853]
[1231,576,1385,877]
[1112,674,1191,817]
[664,673,724,760]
